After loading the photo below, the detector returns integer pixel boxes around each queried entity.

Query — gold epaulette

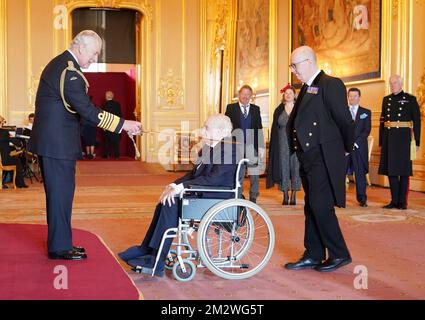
[59,61,90,114]
[98,111,121,133]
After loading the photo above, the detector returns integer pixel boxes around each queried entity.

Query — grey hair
[208,114,233,137]
[390,74,403,85]
[69,30,102,50]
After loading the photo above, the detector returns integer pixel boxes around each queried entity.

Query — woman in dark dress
[81,97,98,159]
[0,115,27,188]
[266,85,301,205]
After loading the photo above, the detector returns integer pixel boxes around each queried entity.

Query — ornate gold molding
[0,0,7,119]
[417,69,425,116]
[158,69,184,110]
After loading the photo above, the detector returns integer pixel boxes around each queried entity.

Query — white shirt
[306,69,322,87]
[67,49,79,65]
[239,102,250,116]
[350,104,359,119]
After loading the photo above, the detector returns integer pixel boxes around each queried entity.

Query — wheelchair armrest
[180,185,236,199]
[188,185,233,190]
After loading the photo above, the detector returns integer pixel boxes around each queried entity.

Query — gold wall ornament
[212,0,230,55]
[417,69,425,116]
[393,0,400,18]
[158,69,184,110]
[28,66,45,109]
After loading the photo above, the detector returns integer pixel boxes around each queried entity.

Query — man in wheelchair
[119,115,241,277]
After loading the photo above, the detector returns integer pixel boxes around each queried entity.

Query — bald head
[106,91,114,101]
[389,75,403,95]
[290,46,319,83]
[292,46,317,64]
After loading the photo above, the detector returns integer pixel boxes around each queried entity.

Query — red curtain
[85,72,136,158]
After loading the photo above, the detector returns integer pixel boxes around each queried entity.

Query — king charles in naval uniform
[29,30,142,260]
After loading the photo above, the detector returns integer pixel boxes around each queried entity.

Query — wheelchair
[137,159,275,282]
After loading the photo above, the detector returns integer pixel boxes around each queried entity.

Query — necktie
[243,105,248,119]
[350,106,356,120]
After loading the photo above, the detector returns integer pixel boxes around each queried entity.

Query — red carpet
[0,224,141,300]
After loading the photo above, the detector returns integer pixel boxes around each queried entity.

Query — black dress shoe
[359,201,368,207]
[314,257,352,272]
[290,191,297,206]
[398,204,407,210]
[73,246,86,253]
[48,250,87,260]
[132,266,165,277]
[383,202,398,209]
[284,257,321,270]
[282,192,289,206]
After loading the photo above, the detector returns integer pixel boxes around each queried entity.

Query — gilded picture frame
[291,0,382,86]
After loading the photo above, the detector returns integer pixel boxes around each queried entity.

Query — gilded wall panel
[0,0,7,119]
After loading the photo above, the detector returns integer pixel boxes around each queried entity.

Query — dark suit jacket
[0,129,22,166]
[225,103,265,152]
[29,51,124,160]
[173,139,240,198]
[102,100,122,117]
[351,106,371,174]
[266,103,285,188]
[288,71,355,207]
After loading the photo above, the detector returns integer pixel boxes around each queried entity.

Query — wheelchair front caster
[172,259,196,282]
[164,251,178,270]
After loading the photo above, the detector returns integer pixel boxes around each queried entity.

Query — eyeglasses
[289,59,309,71]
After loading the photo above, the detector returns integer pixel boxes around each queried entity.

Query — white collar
[239,102,250,108]
[350,104,359,110]
[67,49,79,65]
[306,69,321,86]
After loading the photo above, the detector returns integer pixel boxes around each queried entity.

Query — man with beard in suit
[285,46,355,272]
[29,30,142,260]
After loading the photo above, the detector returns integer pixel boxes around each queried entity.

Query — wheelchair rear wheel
[197,199,275,280]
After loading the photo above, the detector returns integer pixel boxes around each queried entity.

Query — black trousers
[388,176,409,206]
[297,147,350,261]
[103,132,120,159]
[139,202,180,260]
[39,156,76,253]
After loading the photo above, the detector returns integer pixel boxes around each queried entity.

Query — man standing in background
[102,91,123,159]
[346,88,371,207]
[379,75,421,210]
[225,85,265,203]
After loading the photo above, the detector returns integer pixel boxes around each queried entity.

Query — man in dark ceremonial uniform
[285,46,355,273]
[29,30,142,260]
[379,75,421,210]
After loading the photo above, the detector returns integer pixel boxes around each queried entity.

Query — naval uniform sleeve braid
[61,61,124,133]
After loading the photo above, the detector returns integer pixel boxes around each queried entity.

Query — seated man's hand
[159,185,177,207]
